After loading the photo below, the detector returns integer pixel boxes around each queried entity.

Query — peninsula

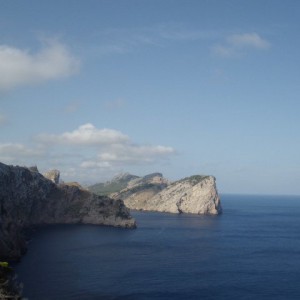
[89,173,222,215]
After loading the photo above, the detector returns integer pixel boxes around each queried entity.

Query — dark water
[14,194,300,300]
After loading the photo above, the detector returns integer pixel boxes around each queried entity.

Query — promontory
[0,162,136,261]
[89,173,222,215]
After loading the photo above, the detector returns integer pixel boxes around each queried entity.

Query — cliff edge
[107,174,222,215]
[0,162,136,260]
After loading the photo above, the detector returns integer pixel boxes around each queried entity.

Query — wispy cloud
[0,40,80,90]
[81,144,175,169]
[227,33,270,49]
[0,123,176,181]
[212,32,270,58]
[95,26,269,60]
[95,24,217,55]
[36,123,129,146]
[0,143,44,163]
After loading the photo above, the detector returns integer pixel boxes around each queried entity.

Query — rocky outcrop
[143,175,221,214]
[0,162,136,260]
[43,169,60,184]
[111,174,222,215]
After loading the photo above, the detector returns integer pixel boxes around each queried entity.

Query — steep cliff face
[0,162,136,260]
[111,175,222,215]
[142,176,221,214]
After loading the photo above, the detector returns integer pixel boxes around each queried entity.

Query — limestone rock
[0,162,136,260]
[43,169,60,184]
[109,173,164,209]
[112,174,222,215]
[144,175,221,214]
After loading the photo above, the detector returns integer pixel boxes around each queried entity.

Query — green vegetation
[0,262,20,299]
[89,181,127,196]
[88,174,138,196]
[123,183,164,195]
[174,175,209,186]
[0,262,9,268]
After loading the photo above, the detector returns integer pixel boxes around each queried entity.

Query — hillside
[88,173,139,196]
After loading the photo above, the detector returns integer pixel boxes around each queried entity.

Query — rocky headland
[0,162,136,261]
[90,173,222,215]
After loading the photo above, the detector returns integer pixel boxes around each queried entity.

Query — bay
[14,194,300,299]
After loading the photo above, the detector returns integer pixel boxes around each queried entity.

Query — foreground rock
[95,173,222,215]
[0,263,21,299]
[0,162,136,260]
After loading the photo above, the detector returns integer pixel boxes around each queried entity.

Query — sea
[14,194,300,300]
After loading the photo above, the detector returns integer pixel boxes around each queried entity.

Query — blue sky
[0,0,299,195]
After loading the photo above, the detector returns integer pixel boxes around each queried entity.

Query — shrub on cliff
[0,263,21,299]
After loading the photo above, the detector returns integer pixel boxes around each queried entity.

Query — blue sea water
[14,194,300,300]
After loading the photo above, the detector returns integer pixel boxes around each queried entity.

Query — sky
[0,0,299,195]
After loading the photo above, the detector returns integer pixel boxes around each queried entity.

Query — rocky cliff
[139,175,221,214]
[106,173,221,215]
[0,162,136,260]
[0,263,20,299]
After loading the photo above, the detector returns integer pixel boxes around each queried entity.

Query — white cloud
[96,144,175,164]
[212,32,270,58]
[0,40,80,90]
[0,124,176,182]
[0,143,44,163]
[80,161,112,169]
[96,26,269,60]
[227,33,270,49]
[38,123,175,167]
[80,143,175,172]
[36,123,129,146]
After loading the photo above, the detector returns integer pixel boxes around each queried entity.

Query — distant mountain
[88,173,139,196]
[90,172,222,215]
